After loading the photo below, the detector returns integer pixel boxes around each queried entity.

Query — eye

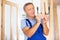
[28,9,31,10]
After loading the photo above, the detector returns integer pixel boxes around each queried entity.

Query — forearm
[42,23,49,36]
[25,22,40,37]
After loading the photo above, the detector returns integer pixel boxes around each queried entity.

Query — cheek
[27,11,32,15]
[26,11,31,16]
[29,11,31,13]
[29,10,35,14]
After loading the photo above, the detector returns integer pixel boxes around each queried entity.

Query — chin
[31,15,35,18]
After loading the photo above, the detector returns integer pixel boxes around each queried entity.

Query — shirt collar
[26,16,36,22]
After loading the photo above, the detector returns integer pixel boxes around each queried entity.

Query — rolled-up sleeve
[21,19,27,30]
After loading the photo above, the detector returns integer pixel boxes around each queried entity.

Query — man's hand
[43,15,49,24]
[42,15,49,35]
[36,14,44,23]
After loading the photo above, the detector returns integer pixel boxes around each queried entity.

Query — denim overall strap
[26,19,32,28]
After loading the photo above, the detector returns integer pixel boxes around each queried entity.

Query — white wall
[5,5,10,40]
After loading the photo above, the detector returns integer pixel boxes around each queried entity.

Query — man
[21,3,49,40]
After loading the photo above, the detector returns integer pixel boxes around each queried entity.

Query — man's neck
[27,16,35,20]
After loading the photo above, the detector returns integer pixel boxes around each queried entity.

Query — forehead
[25,4,34,9]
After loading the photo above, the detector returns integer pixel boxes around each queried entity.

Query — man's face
[25,4,35,17]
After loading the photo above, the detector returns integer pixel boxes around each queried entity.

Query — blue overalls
[26,19,46,40]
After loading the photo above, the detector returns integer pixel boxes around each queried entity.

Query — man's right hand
[36,13,44,23]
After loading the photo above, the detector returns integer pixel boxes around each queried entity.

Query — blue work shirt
[21,17,46,40]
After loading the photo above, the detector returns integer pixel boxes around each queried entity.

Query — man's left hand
[43,15,49,24]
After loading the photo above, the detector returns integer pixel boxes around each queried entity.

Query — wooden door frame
[1,0,18,40]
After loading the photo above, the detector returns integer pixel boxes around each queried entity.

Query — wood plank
[0,0,1,40]
[1,0,5,40]
[10,6,12,40]
[16,7,18,40]
[49,0,54,40]
[42,0,45,15]
[4,1,18,8]
[53,2,59,40]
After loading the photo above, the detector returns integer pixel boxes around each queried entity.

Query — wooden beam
[16,7,18,40]
[53,2,59,40]
[42,0,49,15]
[1,0,5,40]
[49,0,54,40]
[0,0,1,40]
[10,6,12,40]
[45,0,49,14]
[42,0,45,15]
[54,0,60,5]
[3,1,18,8]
